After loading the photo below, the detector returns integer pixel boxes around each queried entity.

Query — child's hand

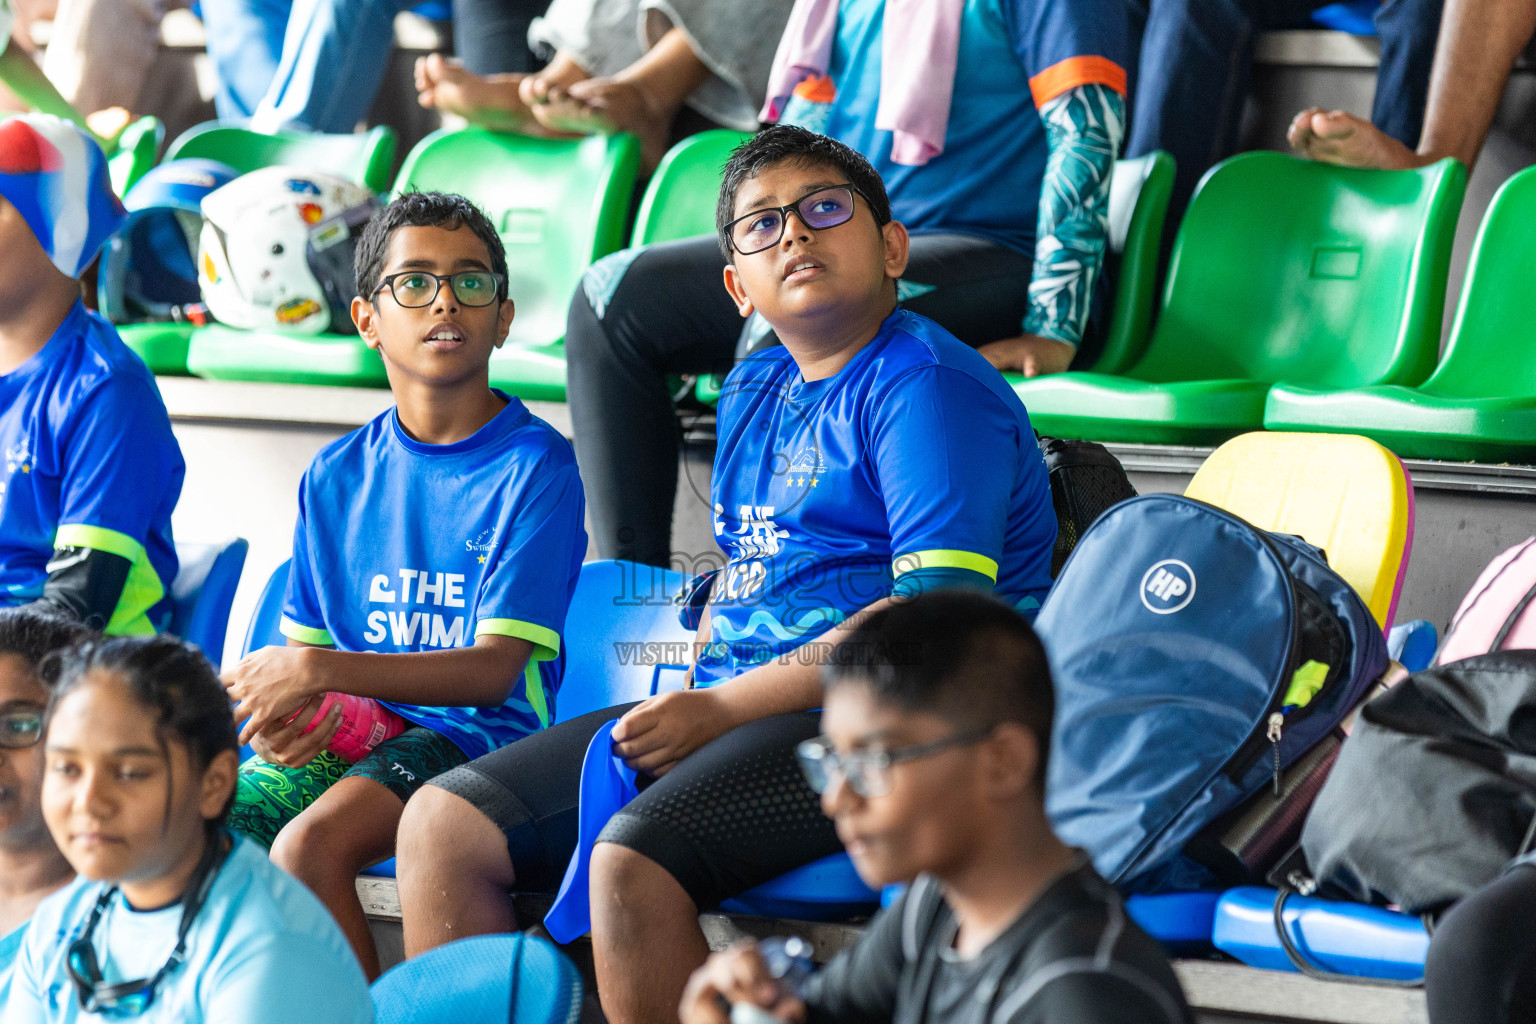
[680,943,806,1024]
[611,688,737,776]
[250,693,343,768]
[977,334,1076,377]
[222,645,326,746]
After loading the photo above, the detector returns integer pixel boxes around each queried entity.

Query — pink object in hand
[295,692,407,762]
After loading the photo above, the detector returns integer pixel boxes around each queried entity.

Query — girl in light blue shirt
[5,635,373,1023]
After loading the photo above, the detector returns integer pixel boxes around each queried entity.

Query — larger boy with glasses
[219,191,588,979]
[397,127,1057,1024]
[683,591,1192,1024]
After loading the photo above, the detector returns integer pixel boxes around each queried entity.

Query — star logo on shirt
[4,438,32,476]
[785,445,826,488]
[477,555,486,564]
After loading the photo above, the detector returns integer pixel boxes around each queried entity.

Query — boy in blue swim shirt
[221,191,587,979]
[397,126,1056,1024]
[0,114,185,635]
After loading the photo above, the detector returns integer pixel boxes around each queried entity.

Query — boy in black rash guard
[680,592,1191,1024]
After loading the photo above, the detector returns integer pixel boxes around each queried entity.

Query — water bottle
[728,937,814,1024]
[287,692,407,761]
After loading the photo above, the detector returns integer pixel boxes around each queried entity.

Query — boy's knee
[270,806,368,880]
[397,785,502,874]
[590,842,675,911]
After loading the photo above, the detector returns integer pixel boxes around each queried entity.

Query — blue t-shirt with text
[784,0,1132,254]
[695,310,1056,685]
[0,302,183,634]
[281,393,587,758]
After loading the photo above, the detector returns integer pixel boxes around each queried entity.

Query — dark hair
[716,125,892,259]
[43,635,239,823]
[353,190,509,300]
[824,591,1054,782]
[0,607,92,673]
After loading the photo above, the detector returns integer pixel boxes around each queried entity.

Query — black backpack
[1037,436,1136,576]
[1298,651,1536,917]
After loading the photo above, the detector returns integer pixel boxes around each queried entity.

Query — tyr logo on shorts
[1140,559,1195,614]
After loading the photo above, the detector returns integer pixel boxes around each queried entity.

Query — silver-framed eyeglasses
[795,726,993,798]
[372,270,505,308]
[723,184,866,256]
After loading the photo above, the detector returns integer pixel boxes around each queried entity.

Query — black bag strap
[1270,884,1425,988]
[1490,580,1536,652]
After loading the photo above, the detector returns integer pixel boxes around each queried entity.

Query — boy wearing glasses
[682,592,1191,1024]
[397,127,1056,1024]
[0,608,92,1004]
[220,191,587,979]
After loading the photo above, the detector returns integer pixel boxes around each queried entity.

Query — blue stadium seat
[551,560,879,921]
[170,538,248,669]
[242,558,290,656]
[1124,892,1220,954]
[373,934,583,1024]
[1213,886,1428,982]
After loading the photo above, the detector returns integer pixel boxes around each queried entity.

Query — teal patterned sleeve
[1023,83,1127,348]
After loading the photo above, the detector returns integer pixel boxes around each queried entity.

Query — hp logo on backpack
[1140,560,1195,613]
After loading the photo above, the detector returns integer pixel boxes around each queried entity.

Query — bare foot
[524,77,673,173]
[415,53,546,133]
[1287,108,1426,170]
[978,335,1076,377]
[86,106,133,143]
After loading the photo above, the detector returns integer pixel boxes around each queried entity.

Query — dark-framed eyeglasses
[0,709,43,749]
[795,726,994,799]
[66,832,228,1017]
[723,184,866,256]
[372,270,505,308]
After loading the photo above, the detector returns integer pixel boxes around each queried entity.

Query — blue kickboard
[1213,886,1427,981]
[1387,618,1437,673]
[1126,891,1219,952]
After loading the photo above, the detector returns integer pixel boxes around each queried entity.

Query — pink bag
[1436,537,1536,665]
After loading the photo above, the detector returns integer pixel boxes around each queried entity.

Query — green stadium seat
[1014,152,1465,444]
[107,116,162,197]
[187,129,640,396]
[632,129,751,247]
[697,150,1177,408]
[164,121,397,192]
[119,322,198,377]
[1264,165,1536,461]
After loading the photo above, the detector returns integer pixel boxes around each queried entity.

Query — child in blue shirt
[396,126,1057,1024]
[220,191,588,978]
[0,609,92,1009]
[0,114,185,635]
[5,635,373,1024]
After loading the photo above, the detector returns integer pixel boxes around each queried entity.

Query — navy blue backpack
[1039,494,1387,893]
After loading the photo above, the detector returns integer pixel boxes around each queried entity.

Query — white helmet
[197,166,380,335]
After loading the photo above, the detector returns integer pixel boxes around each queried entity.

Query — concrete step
[355,877,1427,1024]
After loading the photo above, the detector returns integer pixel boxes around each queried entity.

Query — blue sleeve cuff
[892,566,996,600]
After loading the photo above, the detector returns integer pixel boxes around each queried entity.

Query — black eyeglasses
[0,709,43,749]
[66,832,228,1017]
[723,184,866,256]
[796,726,994,799]
[372,270,505,308]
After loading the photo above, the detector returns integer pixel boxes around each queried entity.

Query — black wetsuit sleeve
[27,546,132,631]
[803,891,911,1024]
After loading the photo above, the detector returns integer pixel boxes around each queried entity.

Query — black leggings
[426,705,841,909]
[565,232,1038,567]
[1426,864,1536,1024]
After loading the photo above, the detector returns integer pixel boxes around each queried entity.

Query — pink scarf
[759,0,965,167]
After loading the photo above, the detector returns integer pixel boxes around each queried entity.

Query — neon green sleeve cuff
[891,549,1000,583]
[54,524,146,563]
[279,617,334,647]
[475,619,561,661]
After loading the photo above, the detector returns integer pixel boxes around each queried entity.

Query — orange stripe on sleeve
[1028,56,1128,108]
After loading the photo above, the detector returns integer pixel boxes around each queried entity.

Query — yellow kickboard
[1185,431,1413,628]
